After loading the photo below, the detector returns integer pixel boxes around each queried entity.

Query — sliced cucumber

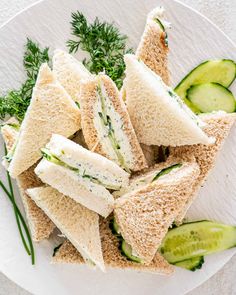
[120,240,142,263]
[175,59,236,102]
[109,218,121,236]
[184,98,201,114]
[187,83,236,113]
[174,256,204,271]
[160,220,236,263]
[154,18,168,47]
[152,163,182,182]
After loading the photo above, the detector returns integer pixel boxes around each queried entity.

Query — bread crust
[1,124,55,241]
[114,161,200,264]
[52,216,174,275]
[136,7,170,85]
[28,186,105,271]
[8,63,81,178]
[52,49,91,102]
[17,165,55,241]
[170,112,236,223]
[123,54,212,146]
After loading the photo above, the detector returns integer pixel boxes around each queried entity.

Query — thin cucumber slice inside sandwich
[120,240,143,263]
[160,220,236,263]
[113,162,182,198]
[35,134,130,217]
[113,161,199,264]
[97,81,131,173]
[154,18,168,47]
[174,256,204,271]
[109,218,121,236]
[175,59,236,102]
[41,134,129,191]
[80,74,147,173]
[152,163,182,182]
[135,6,170,85]
[187,83,236,113]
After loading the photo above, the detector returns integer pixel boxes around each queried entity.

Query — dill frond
[0,39,50,122]
[67,12,133,89]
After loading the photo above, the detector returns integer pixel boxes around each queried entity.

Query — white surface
[0,0,235,294]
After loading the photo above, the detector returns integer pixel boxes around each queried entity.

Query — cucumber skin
[175,59,236,113]
[187,82,236,113]
[160,220,236,263]
[175,59,236,92]
[174,256,204,271]
[109,218,122,237]
[110,218,142,263]
[152,163,182,182]
[120,240,142,263]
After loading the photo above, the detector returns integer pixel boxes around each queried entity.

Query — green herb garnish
[67,12,133,89]
[0,145,35,264]
[0,39,50,121]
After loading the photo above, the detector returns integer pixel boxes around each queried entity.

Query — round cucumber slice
[160,221,236,263]
[175,59,236,102]
[174,256,204,271]
[187,83,236,113]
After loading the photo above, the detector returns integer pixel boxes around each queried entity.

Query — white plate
[0,0,235,294]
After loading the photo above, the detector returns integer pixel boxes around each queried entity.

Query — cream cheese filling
[93,80,134,172]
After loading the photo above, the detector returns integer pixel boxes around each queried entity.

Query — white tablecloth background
[0,0,235,294]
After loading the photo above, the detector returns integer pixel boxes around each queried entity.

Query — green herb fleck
[0,39,50,121]
[67,12,133,89]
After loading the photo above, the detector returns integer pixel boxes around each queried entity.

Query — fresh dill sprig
[67,12,133,89]
[0,39,50,122]
[0,145,35,264]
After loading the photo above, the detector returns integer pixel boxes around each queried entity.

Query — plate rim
[0,0,235,294]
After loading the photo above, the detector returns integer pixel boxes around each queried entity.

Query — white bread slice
[123,54,214,146]
[80,74,148,172]
[35,135,129,217]
[1,118,20,151]
[45,134,129,189]
[52,50,92,102]
[7,63,81,178]
[1,123,55,241]
[136,7,170,85]
[35,159,115,218]
[27,186,105,271]
[170,111,236,223]
[114,161,200,264]
[52,216,174,275]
